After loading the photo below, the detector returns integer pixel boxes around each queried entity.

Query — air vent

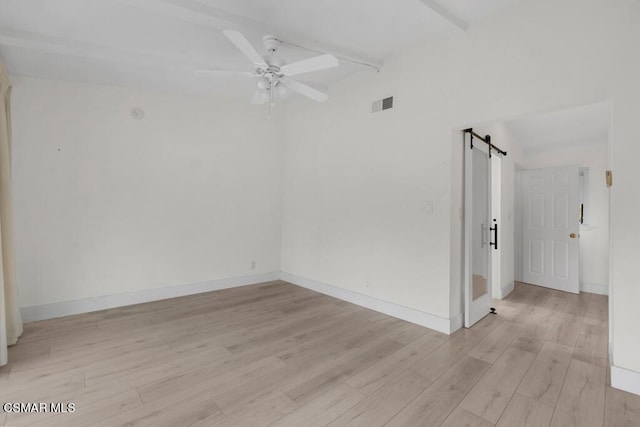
[372,96,394,113]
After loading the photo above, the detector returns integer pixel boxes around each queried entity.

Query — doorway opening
[459,101,611,328]
[511,102,611,297]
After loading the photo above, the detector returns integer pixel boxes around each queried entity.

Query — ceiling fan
[197,30,339,113]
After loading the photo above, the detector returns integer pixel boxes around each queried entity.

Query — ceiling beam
[0,28,218,72]
[417,0,467,32]
[115,0,384,70]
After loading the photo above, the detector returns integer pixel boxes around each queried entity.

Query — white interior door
[464,133,493,327]
[522,166,580,293]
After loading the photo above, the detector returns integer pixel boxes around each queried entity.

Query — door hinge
[606,170,613,187]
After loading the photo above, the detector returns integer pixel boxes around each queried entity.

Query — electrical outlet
[251,261,256,270]
[425,201,434,214]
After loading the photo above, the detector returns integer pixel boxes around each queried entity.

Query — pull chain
[268,81,274,119]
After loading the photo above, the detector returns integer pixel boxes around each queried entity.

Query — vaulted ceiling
[0,0,521,101]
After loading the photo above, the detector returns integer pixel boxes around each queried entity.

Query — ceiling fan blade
[280,79,329,103]
[195,69,257,78]
[222,30,268,68]
[280,54,339,77]
[250,91,269,105]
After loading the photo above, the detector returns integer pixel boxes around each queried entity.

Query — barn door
[464,133,494,327]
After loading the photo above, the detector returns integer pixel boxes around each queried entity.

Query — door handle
[569,233,577,239]
[490,219,498,250]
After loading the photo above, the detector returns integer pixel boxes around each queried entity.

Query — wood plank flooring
[2,280,639,426]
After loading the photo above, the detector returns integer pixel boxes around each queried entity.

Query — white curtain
[0,62,22,366]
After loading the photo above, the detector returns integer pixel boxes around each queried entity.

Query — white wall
[281,0,640,380]
[522,143,609,293]
[11,77,284,308]
[283,73,454,321]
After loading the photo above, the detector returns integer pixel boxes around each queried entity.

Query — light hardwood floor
[2,281,639,426]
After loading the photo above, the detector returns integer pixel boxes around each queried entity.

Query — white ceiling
[0,0,521,101]
[504,102,611,151]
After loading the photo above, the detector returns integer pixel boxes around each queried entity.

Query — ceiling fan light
[256,79,269,90]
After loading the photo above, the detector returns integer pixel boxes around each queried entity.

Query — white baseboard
[20,272,281,323]
[611,365,640,396]
[281,272,459,335]
[500,282,515,299]
[580,282,608,295]
[449,313,463,334]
